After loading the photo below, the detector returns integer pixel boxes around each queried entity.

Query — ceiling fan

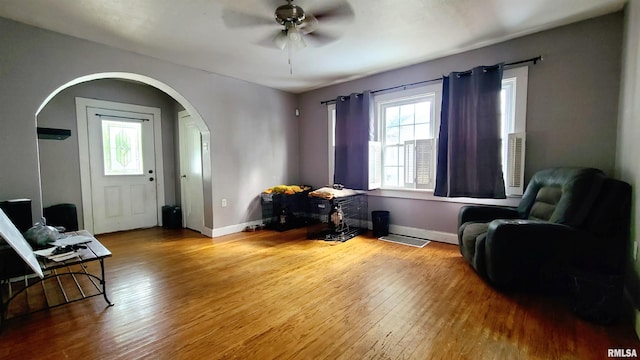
[222,0,355,51]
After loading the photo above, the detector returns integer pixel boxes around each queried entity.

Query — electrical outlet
[221,199,227,207]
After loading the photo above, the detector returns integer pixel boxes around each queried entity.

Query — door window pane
[102,119,144,176]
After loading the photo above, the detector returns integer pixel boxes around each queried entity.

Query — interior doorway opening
[35,72,212,236]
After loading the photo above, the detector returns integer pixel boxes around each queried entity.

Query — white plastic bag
[23,217,62,248]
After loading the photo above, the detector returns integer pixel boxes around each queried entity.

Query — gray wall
[0,12,624,237]
[0,17,299,232]
[615,1,640,334]
[37,79,180,228]
[298,12,623,235]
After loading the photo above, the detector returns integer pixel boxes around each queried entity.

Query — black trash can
[162,205,182,229]
[372,210,390,237]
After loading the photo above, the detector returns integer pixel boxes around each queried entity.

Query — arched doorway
[35,73,212,235]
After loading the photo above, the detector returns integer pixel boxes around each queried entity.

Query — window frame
[328,103,336,185]
[374,84,442,190]
[502,66,529,196]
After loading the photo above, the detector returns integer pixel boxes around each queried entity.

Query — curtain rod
[320,55,543,105]
[97,113,150,122]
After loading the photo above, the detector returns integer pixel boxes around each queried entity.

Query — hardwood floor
[1,227,638,359]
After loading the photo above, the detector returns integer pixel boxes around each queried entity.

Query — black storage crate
[306,193,367,241]
[261,190,310,231]
[44,203,79,231]
[0,199,32,233]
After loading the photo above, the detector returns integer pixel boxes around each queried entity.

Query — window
[101,119,144,176]
[328,66,528,196]
[501,66,528,195]
[375,84,441,190]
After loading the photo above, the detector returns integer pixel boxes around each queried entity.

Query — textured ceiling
[0,0,627,93]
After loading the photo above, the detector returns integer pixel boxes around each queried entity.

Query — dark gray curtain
[334,91,373,190]
[434,64,506,198]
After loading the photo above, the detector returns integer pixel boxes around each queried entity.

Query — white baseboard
[212,220,263,238]
[364,221,457,244]
[201,226,214,238]
[210,220,458,245]
[387,224,458,245]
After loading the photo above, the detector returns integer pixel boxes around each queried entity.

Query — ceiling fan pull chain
[289,42,294,75]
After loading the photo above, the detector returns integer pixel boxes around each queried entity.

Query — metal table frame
[0,231,112,326]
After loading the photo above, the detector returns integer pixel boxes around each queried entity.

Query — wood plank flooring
[0,227,638,359]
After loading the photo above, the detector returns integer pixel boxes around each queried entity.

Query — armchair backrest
[517,167,605,226]
[580,177,632,272]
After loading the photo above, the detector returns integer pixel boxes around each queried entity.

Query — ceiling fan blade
[268,0,287,8]
[309,2,355,23]
[304,30,339,47]
[298,14,318,34]
[254,30,287,49]
[222,8,275,28]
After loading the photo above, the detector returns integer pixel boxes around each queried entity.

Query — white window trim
[503,66,528,196]
[328,103,336,186]
[506,66,528,134]
[368,187,521,207]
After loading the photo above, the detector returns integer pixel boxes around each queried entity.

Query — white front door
[179,110,204,232]
[79,100,162,234]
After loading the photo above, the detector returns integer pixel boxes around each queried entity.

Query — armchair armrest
[487,219,581,246]
[484,219,584,287]
[458,205,519,226]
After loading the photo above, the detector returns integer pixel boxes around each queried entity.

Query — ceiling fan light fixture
[274,30,288,50]
[289,32,306,51]
[287,26,302,42]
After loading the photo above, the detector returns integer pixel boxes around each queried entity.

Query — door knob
[149,177,155,182]
[181,175,187,178]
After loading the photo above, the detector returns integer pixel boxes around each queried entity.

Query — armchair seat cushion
[459,222,489,276]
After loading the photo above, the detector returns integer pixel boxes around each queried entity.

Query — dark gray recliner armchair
[458,167,631,290]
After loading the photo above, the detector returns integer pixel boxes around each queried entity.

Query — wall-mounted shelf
[37,127,71,140]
